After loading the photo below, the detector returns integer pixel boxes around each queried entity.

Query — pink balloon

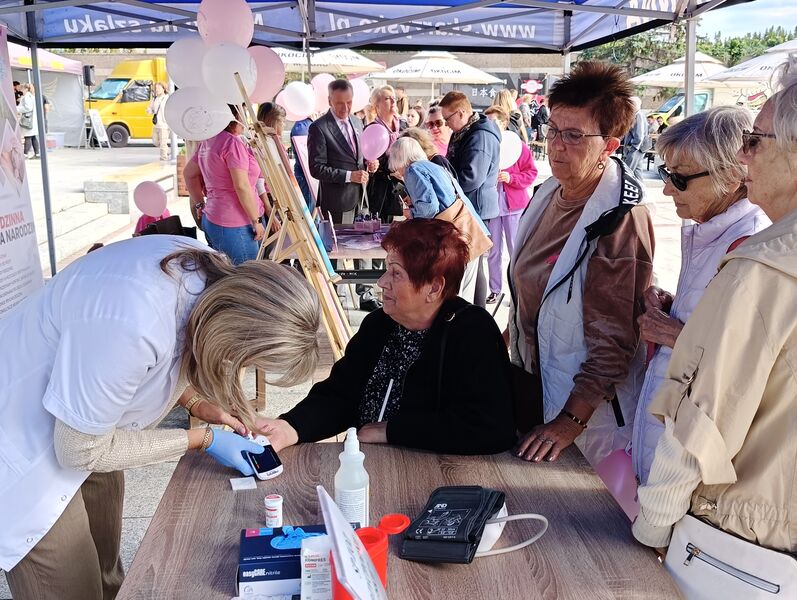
[311,73,335,112]
[197,0,253,48]
[361,125,390,161]
[350,77,370,113]
[134,181,168,218]
[595,449,639,521]
[276,91,306,122]
[249,46,285,103]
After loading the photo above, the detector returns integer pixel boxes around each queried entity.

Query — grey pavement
[0,151,680,599]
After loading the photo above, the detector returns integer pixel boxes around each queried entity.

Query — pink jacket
[503,143,537,212]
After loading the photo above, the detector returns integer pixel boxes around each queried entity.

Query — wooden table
[117,445,680,600]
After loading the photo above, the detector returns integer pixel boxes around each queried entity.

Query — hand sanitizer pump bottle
[334,427,370,527]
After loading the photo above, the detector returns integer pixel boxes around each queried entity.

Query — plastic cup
[331,514,409,600]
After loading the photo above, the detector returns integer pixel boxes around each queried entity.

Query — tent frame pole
[684,0,697,117]
[25,1,57,276]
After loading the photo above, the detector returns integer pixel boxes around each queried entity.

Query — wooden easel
[234,76,352,409]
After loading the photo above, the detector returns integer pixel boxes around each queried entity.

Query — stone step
[37,211,132,269]
[34,201,110,240]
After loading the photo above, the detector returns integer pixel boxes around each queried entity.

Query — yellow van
[85,57,168,147]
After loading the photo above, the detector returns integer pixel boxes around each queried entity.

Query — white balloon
[281,81,316,120]
[350,78,370,113]
[164,86,232,141]
[166,36,207,89]
[202,43,258,104]
[499,129,523,170]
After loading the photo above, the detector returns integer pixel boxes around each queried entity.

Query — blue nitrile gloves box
[237,525,327,597]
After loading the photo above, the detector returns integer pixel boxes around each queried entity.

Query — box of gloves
[237,524,327,597]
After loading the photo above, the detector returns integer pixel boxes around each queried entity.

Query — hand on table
[358,422,388,444]
[190,399,248,437]
[204,429,265,476]
[253,418,298,452]
[515,415,584,463]
[351,170,369,185]
[638,309,684,349]
[642,285,673,313]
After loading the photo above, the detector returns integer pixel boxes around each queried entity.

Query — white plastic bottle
[334,427,370,527]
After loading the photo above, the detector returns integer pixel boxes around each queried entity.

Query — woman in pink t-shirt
[185,110,266,264]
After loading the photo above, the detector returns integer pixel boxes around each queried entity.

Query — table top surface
[328,224,388,261]
[117,444,680,600]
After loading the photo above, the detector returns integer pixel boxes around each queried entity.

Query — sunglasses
[426,119,445,129]
[742,129,777,154]
[658,165,710,191]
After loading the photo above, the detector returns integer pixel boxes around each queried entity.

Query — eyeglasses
[547,126,607,145]
[426,119,445,129]
[658,165,710,191]
[742,129,777,154]
[442,110,461,124]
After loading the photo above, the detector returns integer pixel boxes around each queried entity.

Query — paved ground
[0,149,681,598]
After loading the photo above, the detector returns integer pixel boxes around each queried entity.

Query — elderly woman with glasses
[632,107,770,484]
[424,106,452,156]
[508,61,654,468]
[256,218,516,456]
[632,56,797,567]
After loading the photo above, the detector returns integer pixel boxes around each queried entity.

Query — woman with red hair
[259,218,516,455]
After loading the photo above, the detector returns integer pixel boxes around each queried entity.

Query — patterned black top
[357,324,429,426]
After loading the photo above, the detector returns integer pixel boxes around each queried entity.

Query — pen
[377,378,394,422]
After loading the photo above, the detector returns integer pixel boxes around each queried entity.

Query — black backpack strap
[583,155,643,243]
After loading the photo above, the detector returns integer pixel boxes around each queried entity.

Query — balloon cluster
[164,0,374,141]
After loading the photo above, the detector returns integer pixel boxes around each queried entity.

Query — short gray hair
[388,137,428,172]
[772,53,797,154]
[657,106,751,199]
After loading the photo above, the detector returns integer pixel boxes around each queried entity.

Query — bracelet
[183,394,202,416]
[200,426,213,452]
[561,409,587,429]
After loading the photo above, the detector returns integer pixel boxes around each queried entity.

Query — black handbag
[399,486,506,564]
[152,113,158,125]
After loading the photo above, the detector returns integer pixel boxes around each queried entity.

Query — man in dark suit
[308,79,369,224]
[308,79,380,311]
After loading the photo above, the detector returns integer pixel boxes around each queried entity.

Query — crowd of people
[3,52,797,599]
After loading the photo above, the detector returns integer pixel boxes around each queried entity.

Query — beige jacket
[649,208,797,551]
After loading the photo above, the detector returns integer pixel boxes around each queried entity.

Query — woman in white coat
[0,235,320,599]
[17,82,39,158]
[632,107,770,483]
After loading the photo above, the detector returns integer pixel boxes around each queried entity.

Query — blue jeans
[201,214,262,265]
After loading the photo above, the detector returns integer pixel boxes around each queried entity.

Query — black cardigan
[281,297,516,455]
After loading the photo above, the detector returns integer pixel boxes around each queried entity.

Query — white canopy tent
[9,42,84,147]
[370,51,502,98]
[704,39,797,87]
[274,48,384,75]
[629,52,727,88]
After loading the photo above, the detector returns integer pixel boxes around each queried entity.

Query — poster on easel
[0,25,44,318]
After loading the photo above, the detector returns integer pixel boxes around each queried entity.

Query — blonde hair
[400,127,437,159]
[370,85,395,106]
[493,90,516,115]
[161,248,321,431]
[483,106,509,130]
